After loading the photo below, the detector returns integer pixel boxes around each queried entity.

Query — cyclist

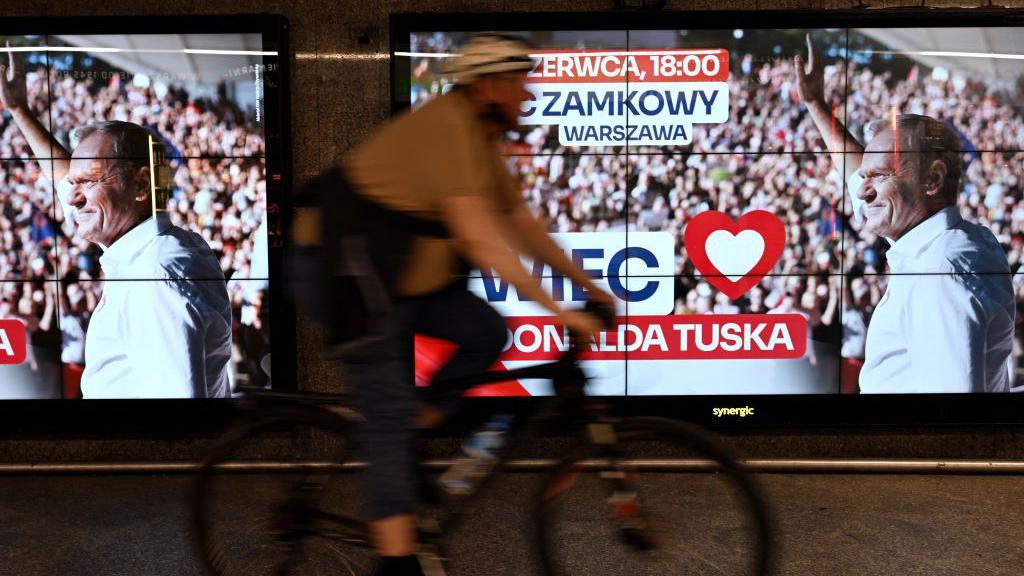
[292,34,615,576]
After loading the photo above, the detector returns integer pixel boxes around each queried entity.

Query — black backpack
[288,166,449,352]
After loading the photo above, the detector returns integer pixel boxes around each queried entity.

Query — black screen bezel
[388,8,1024,429]
[6,10,1024,436]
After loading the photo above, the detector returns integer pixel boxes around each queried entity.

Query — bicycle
[191,303,773,576]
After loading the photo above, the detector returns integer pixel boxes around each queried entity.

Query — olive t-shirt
[344,90,522,296]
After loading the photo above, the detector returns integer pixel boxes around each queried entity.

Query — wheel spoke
[192,408,373,576]
[535,419,771,576]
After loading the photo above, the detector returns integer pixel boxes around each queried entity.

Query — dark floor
[1,471,1023,575]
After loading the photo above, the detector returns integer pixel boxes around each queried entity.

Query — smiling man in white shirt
[795,35,1014,393]
[0,51,232,398]
[849,121,1014,393]
[64,124,232,398]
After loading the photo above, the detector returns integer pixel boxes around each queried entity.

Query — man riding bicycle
[292,34,615,576]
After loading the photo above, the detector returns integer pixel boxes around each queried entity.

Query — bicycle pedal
[620,527,655,552]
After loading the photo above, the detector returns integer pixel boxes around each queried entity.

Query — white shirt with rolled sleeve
[80,213,232,398]
[859,206,1015,393]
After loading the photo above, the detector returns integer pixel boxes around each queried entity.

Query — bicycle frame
[416,343,613,539]
[221,337,623,573]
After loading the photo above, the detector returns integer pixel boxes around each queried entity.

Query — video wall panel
[0,29,278,399]
[399,23,1024,395]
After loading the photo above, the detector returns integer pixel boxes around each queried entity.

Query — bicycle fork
[589,422,656,552]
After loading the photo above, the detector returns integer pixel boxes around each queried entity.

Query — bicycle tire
[192,405,377,576]
[534,416,773,576]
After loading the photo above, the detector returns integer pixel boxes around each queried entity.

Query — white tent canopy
[857,27,1024,89]
[54,33,268,101]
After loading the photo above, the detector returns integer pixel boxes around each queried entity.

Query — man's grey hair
[71,121,165,179]
[865,114,963,203]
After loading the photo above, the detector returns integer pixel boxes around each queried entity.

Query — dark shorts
[345,284,506,520]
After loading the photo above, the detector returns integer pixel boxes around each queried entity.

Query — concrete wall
[2,0,1024,463]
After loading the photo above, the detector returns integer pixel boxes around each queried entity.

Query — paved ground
[1,471,1023,575]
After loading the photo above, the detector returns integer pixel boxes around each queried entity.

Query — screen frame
[0,14,293,434]
[389,8,1024,428]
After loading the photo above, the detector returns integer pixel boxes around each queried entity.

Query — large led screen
[399,25,1024,396]
[0,29,280,399]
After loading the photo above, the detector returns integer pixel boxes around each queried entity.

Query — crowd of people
[411,32,1024,387]
[7,32,1020,394]
[0,55,269,396]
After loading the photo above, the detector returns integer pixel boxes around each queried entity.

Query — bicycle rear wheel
[192,405,378,576]
[535,417,772,576]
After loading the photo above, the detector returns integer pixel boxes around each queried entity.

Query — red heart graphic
[683,210,786,300]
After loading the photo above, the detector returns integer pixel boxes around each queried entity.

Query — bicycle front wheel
[535,417,772,576]
[192,405,377,576]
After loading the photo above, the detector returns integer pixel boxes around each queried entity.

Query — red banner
[414,334,531,396]
[500,314,807,361]
[0,319,27,365]
[527,49,730,84]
